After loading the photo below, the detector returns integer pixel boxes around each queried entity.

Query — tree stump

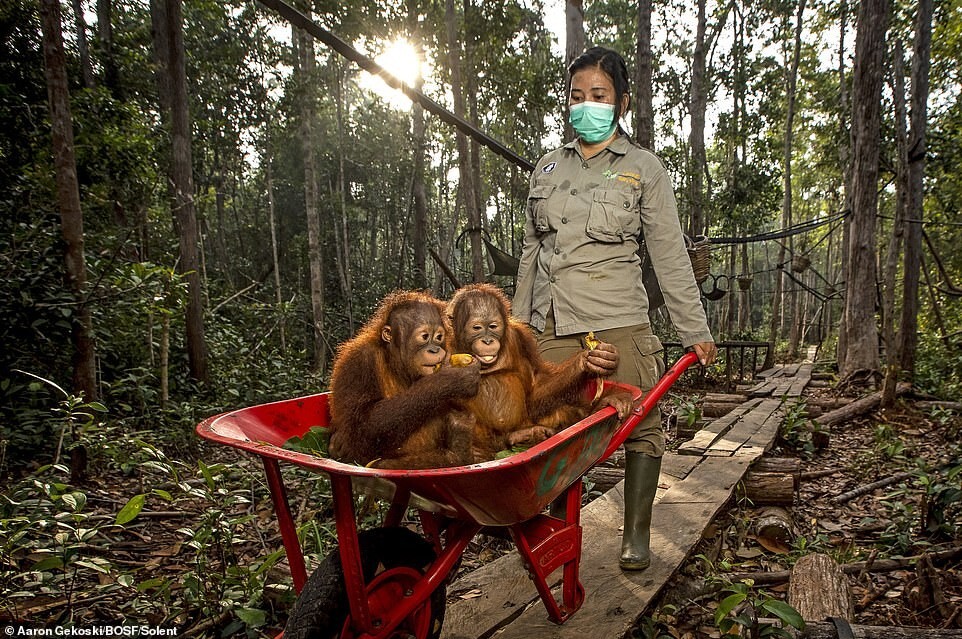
[788,553,855,623]
[739,471,795,506]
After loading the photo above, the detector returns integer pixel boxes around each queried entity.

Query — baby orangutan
[447,283,633,462]
[327,290,481,469]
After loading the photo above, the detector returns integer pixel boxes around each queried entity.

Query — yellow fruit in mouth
[450,353,474,367]
[584,331,599,350]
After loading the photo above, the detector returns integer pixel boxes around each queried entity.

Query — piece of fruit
[450,353,474,367]
[584,331,599,350]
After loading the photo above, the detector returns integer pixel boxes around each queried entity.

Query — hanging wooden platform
[440,362,813,639]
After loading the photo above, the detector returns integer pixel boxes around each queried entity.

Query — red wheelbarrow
[195,352,698,639]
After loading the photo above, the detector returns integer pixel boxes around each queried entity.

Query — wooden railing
[662,341,772,392]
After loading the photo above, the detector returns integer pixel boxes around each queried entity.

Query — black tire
[284,527,447,639]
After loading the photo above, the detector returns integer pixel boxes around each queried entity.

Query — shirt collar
[563,133,632,157]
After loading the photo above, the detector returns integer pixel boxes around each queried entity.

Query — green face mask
[568,101,617,144]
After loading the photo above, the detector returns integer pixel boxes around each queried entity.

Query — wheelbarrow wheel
[284,527,446,639]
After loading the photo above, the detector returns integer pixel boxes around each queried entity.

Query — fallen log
[753,506,795,551]
[702,401,742,417]
[739,470,796,506]
[727,545,962,585]
[813,383,911,428]
[752,457,802,488]
[788,553,855,622]
[798,622,962,638]
[832,471,914,504]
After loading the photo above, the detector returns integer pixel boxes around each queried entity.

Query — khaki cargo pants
[536,314,666,457]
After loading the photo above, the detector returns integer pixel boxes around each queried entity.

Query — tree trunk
[69,0,95,88]
[688,0,708,237]
[634,0,654,149]
[40,0,98,482]
[564,0,584,142]
[836,0,852,372]
[881,40,908,408]
[445,0,482,283]
[785,1,807,361]
[294,15,327,374]
[409,1,428,289]
[96,0,120,97]
[154,0,207,384]
[40,0,99,407]
[333,57,354,332]
[264,132,286,352]
[896,0,933,377]
[840,0,888,380]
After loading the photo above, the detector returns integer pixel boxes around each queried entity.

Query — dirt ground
[641,384,962,638]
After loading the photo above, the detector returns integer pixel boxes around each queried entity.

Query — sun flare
[359,38,424,109]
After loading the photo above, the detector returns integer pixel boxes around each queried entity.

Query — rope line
[708,210,848,245]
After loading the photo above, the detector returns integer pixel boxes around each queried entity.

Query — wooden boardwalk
[441,362,812,639]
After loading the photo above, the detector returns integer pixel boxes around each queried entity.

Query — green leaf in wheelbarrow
[283,426,331,457]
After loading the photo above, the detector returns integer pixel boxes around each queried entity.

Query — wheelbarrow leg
[509,480,586,624]
[263,457,307,592]
[330,473,377,634]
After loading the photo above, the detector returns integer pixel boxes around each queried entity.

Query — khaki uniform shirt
[513,135,713,347]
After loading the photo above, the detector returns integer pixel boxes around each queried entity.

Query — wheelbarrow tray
[200,382,631,526]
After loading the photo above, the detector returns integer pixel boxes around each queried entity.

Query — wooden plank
[786,363,813,397]
[747,381,775,397]
[661,453,700,480]
[658,455,751,504]
[440,464,679,639]
[676,399,761,456]
[491,459,747,639]
[756,366,782,379]
[704,399,783,456]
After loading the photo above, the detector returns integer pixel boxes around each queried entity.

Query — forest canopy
[1,0,961,484]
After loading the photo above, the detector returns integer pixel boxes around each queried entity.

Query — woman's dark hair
[567,46,631,132]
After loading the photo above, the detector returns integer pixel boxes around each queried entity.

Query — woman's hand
[693,341,717,366]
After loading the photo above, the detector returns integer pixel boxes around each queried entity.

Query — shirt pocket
[586,189,636,243]
[527,183,555,233]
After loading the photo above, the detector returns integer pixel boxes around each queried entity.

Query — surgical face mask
[568,101,617,144]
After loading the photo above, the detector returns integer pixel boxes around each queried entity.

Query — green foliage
[672,394,703,429]
[778,400,818,458]
[713,581,805,639]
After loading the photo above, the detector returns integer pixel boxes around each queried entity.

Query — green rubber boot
[619,452,661,571]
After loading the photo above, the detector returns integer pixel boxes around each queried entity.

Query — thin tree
[40,0,98,480]
[445,0,482,282]
[840,0,889,381]
[896,0,933,378]
[688,0,734,237]
[293,15,326,373]
[69,0,95,88]
[96,0,120,97]
[409,0,429,289]
[881,40,908,407]
[785,0,807,360]
[564,0,584,142]
[634,0,654,149]
[151,0,208,383]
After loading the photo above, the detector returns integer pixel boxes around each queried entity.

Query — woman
[513,46,717,571]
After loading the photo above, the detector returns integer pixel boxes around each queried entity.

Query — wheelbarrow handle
[599,350,700,462]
